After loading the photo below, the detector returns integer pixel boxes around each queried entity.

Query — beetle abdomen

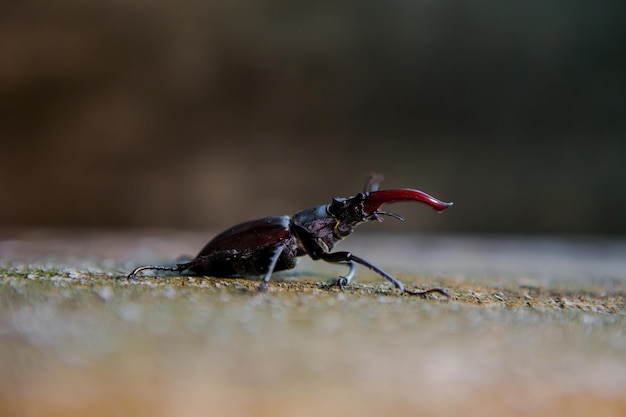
[197,216,293,254]
[190,216,300,277]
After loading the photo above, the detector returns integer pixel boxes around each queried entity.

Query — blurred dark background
[1,1,625,234]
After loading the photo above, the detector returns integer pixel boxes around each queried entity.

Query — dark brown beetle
[128,175,453,297]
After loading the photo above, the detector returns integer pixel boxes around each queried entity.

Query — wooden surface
[1,230,625,416]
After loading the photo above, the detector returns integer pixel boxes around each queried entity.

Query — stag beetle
[128,175,453,297]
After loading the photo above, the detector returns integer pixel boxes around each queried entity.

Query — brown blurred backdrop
[1,1,625,234]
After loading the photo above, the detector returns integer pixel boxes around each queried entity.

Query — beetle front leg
[332,261,355,290]
[320,251,449,299]
[321,251,405,291]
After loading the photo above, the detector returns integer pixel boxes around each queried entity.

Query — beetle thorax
[292,205,340,250]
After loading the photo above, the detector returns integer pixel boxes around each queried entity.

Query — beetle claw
[336,276,348,290]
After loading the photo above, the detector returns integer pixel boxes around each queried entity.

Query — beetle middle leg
[257,244,285,292]
[320,251,449,299]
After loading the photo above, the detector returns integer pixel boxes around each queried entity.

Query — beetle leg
[320,251,449,299]
[333,262,355,290]
[127,258,202,279]
[321,251,404,291]
[127,260,206,279]
[127,264,186,279]
[363,173,384,192]
[127,250,236,280]
[258,244,285,292]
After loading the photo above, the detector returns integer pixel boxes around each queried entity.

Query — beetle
[128,175,453,297]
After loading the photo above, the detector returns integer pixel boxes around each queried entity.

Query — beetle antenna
[372,210,405,222]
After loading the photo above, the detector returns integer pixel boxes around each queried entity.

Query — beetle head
[327,193,369,237]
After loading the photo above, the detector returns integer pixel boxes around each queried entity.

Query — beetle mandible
[128,175,453,297]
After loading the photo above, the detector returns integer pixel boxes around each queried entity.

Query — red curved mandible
[363,189,453,214]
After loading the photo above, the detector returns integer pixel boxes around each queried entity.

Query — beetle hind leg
[127,264,186,280]
[127,255,214,280]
